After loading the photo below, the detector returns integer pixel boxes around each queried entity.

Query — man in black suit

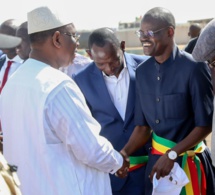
[184,23,201,54]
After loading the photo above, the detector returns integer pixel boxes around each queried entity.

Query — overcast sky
[1,0,214,30]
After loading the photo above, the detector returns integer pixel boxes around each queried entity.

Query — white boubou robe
[0,59,122,195]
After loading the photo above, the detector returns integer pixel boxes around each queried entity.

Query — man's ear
[52,31,61,48]
[168,27,174,37]
[85,49,93,59]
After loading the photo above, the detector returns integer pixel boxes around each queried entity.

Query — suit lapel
[124,54,136,127]
[90,54,137,124]
[0,55,6,71]
[91,64,123,120]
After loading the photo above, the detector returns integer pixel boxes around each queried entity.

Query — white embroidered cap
[0,33,21,49]
[27,6,72,34]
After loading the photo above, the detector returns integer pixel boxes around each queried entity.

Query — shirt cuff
[109,151,123,174]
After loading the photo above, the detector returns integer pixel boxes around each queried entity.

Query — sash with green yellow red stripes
[129,155,148,171]
[152,132,207,195]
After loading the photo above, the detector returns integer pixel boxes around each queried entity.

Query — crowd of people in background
[0,5,214,195]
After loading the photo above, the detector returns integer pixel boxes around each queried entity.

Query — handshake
[115,150,130,178]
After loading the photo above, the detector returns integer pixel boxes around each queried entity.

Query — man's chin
[143,49,151,56]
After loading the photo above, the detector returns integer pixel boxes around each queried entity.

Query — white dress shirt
[103,59,130,120]
[60,53,92,78]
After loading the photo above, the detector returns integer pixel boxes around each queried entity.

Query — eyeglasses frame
[63,32,80,42]
[135,26,170,39]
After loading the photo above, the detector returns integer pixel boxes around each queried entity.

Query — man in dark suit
[118,7,215,195]
[184,23,201,54]
[73,28,149,195]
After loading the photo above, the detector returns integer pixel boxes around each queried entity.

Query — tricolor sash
[152,132,207,195]
[129,155,148,171]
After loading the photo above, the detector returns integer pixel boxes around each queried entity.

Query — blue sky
[1,0,214,30]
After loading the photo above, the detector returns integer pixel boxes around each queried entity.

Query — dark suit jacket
[0,55,6,71]
[184,37,198,54]
[73,52,150,192]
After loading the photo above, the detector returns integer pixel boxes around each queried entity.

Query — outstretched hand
[115,150,130,178]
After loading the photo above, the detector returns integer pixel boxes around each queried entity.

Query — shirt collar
[154,44,177,72]
[6,55,23,63]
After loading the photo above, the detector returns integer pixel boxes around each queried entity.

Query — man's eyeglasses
[135,26,169,39]
[63,32,80,42]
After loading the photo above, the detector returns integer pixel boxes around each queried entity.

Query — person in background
[60,52,92,78]
[73,27,149,195]
[0,33,21,152]
[0,19,23,93]
[118,7,215,195]
[0,21,30,147]
[0,34,21,49]
[192,18,215,168]
[0,19,23,141]
[16,21,31,61]
[0,6,126,195]
[59,31,92,78]
[184,23,201,54]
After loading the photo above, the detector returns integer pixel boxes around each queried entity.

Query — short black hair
[88,27,120,49]
[142,7,175,29]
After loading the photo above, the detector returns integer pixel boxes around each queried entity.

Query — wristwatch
[167,150,177,160]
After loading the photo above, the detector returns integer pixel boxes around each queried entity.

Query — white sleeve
[44,81,123,174]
